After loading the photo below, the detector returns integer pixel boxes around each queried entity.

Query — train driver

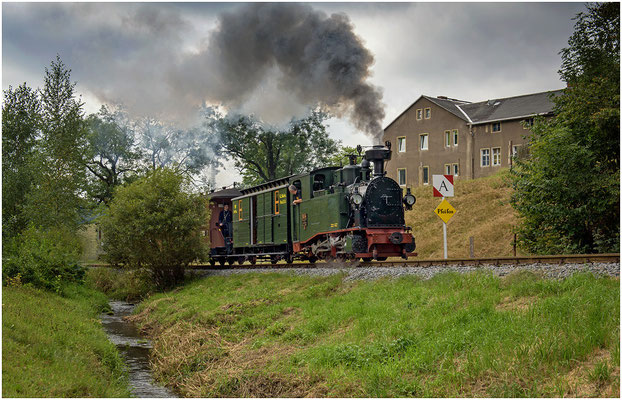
[289,185,302,205]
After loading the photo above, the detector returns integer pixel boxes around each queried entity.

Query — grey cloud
[3,2,584,142]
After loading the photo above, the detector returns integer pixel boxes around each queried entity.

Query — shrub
[86,267,156,301]
[100,168,207,289]
[2,226,85,292]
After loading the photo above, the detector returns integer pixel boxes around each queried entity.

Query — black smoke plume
[169,3,385,141]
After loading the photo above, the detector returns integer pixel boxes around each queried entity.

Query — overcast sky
[2,2,583,186]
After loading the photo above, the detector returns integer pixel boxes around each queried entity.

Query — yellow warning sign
[434,199,456,224]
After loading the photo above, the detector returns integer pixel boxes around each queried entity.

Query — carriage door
[251,195,258,244]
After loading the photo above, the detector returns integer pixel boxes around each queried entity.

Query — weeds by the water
[133,271,620,397]
[2,284,131,397]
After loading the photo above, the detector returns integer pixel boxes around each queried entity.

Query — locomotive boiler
[208,142,416,265]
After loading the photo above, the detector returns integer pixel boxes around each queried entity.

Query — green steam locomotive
[208,142,416,265]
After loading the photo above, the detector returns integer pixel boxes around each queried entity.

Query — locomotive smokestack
[364,143,392,178]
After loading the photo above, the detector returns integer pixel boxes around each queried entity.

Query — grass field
[406,169,521,259]
[132,271,620,397]
[2,284,131,397]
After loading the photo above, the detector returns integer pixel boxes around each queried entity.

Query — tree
[327,145,360,167]
[100,168,207,289]
[510,3,620,254]
[23,56,89,231]
[85,105,141,204]
[2,83,41,241]
[136,111,220,177]
[215,110,340,185]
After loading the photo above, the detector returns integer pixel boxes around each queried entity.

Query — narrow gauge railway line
[188,253,620,270]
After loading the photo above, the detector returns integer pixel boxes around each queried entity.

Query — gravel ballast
[196,262,620,281]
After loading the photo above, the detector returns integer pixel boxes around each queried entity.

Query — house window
[274,190,280,215]
[419,134,428,150]
[416,109,422,120]
[238,199,243,220]
[445,131,451,147]
[397,136,406,152]
[422,166,429,185]
[452,163,459,176]
[492,148,501,166]
[452,130,459,146]
[424,108,431,119]
[492,122,501,132]
[481,148,490,167]
[398,168,406,186]
[523,118,534,129]
[512,144,522,157]
[445,164,451,175]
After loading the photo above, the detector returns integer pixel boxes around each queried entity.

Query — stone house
[383,89,563,187]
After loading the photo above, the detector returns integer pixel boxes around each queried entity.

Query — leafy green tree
[100,168,207,289]
[215,110,340,185]
[511,3,619,254]
[2,83,41,241]
[327,146,360,167]
[23,56,89,231]
[86,105,141,204]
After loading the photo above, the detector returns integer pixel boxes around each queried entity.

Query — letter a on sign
[432,175,454,197]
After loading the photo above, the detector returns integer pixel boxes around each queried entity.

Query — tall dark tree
[510,3,620,254]
[23,56,88,230]
[85,105,141,204]
[2,83,41,240]
[216,110,340,185]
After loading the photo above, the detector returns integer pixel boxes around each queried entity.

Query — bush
[87,267,156,301]
[100,168,207,289]
[2,226,86,292]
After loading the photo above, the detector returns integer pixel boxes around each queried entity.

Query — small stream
[101,301,177,398]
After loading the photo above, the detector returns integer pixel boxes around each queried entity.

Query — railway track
[187,253,620,270]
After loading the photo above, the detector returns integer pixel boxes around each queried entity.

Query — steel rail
[185,253,620,270]
[86,254,620,270]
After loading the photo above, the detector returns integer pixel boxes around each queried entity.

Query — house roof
[457,89,563,125]
[208,188,243,199]
[383,89,564,132]
[383,95,471,131]
[422,96,472,120]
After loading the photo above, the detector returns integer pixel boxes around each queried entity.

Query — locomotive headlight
[351,193,363,205]
[403,194,416,207]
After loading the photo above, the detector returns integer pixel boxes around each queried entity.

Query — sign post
[433,175,456,259]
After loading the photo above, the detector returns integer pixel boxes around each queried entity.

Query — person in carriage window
[289,185,302,205]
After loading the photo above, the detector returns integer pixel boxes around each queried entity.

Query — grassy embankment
[2,284,131,397]
[132,271,620,397]
[407,169,521,259]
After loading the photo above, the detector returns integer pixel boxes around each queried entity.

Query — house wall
[384,98,469,188]
[384,98,544,187]
[78,224,104,262]
[470,120,532,179]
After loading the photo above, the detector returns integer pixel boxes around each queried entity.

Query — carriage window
[313,174,326,191]
[274,190,280,215]
[238,199,243,220]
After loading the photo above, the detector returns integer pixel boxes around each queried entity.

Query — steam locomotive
[207,142,416,265]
